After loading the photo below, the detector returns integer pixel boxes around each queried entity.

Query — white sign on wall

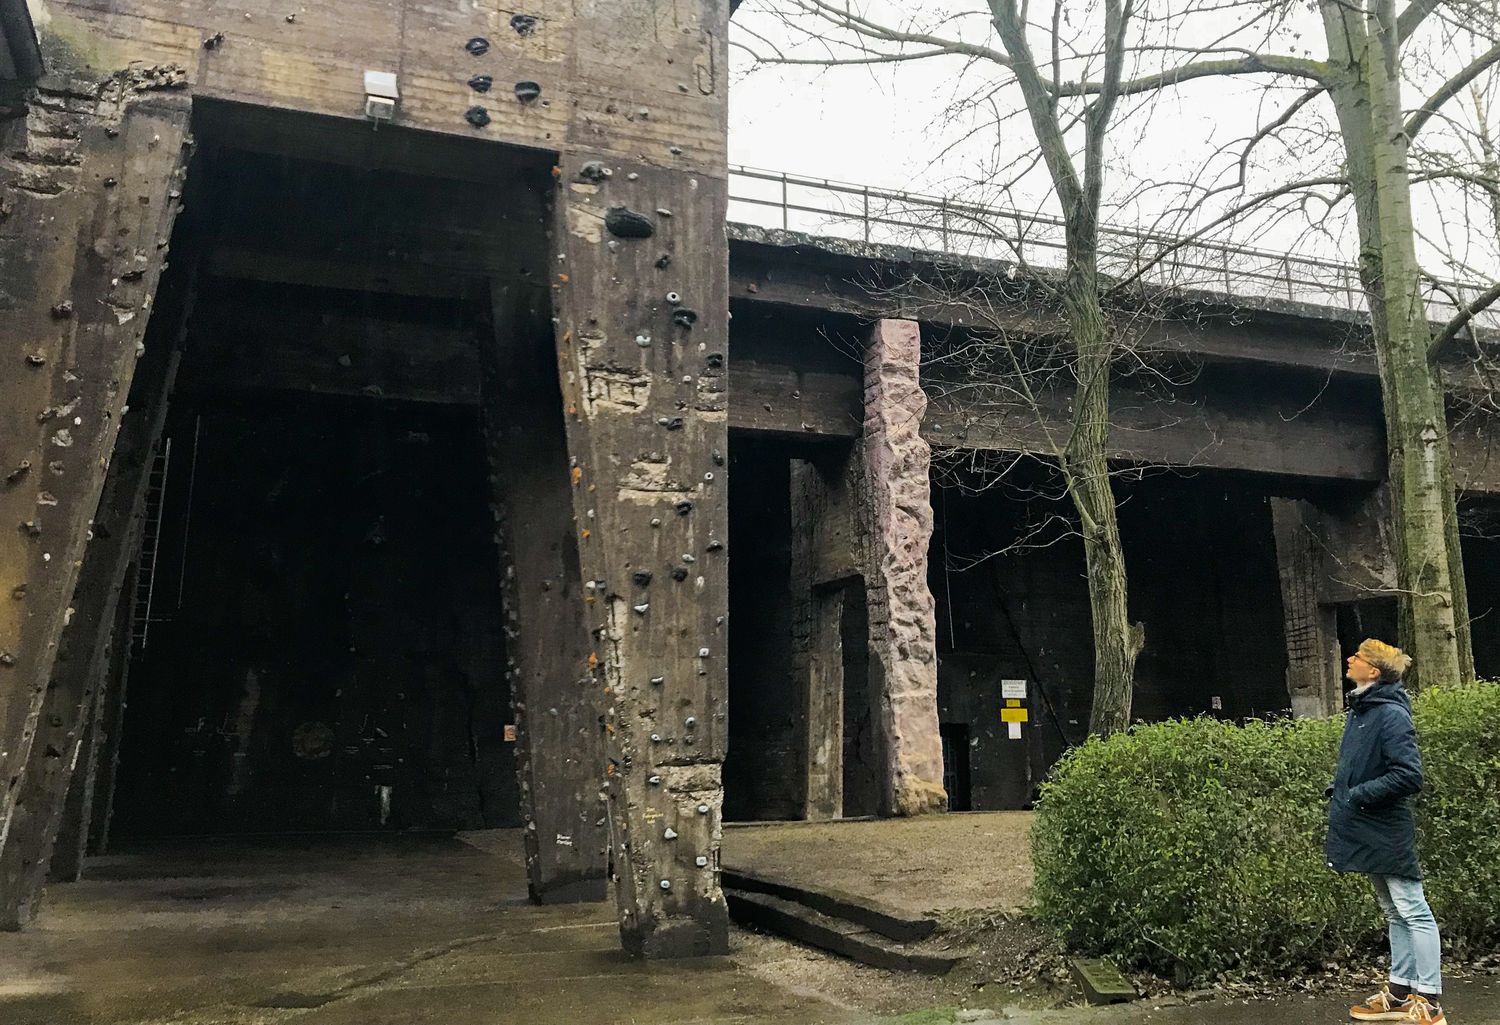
[1001,679,1028,700]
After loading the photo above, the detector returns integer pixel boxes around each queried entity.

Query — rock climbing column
[0,76,192,851]
[549,154,731,956]
[861,320,947,817]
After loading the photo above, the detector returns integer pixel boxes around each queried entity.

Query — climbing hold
[468,74,493,92]
[697,803,710,815]
[464,106,490,128]
[673,308,698,329]
[514,80,542,102]
[632,570,653,587]
[650,676,665,686]
[695,856,709,868]
[705,352,724,369]
[0,652,15,668]
[604,207,654,239]
[685,717,696,728]
[50,301,73,319]
[698,647,710,658]
[665,291,681,305]
[635,334,652,347]
[19,521,41,538]
[285,12,296,21]
[655,254,672,269]
[5,461,30,485]
[704,472,714,482]
[711,449,724,466]
[465,36,490,55]
[203,32,224,49]
[510,12,537,34]
[578,160,611,183]
[648,774,661,785]
[650,517,661,527]
[656,207,673,218]
[706,539,724,552]
[669,145,683,155]
[663,828,678,840]
[10,585,25,600]
[675,500,693,516]
[659,879,672,891]
[670,567,688,582]
[650,733,662,743]
[632,603,649,615]
[656,416,684,431]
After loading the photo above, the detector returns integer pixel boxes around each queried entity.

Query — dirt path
[723,812,1034,916]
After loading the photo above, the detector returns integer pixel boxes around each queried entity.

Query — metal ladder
[130,437,171,654]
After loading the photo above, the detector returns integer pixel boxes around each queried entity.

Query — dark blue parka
[1326,681,1424,879]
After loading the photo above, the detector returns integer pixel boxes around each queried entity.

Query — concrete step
[725,887,962,975]
[720,867,936,943]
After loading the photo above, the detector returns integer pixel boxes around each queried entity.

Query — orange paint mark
[551,165,562,178]
[580,528,591,540]
[588,653,599,671]
[571,466,583,486]
[558,273,570,283]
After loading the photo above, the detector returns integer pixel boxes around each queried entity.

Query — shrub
[1030,682,1500,982]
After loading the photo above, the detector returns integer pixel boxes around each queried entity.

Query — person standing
[1330,639,1445,1025]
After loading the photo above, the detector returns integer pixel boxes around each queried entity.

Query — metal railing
[727,164,1499,329]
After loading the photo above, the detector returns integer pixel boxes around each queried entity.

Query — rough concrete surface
[723,812,1035,917]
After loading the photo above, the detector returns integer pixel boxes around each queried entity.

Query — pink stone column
[862,320,947,816]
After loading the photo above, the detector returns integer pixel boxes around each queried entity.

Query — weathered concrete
[1271,488,1397,717]
[0,72,191,856]
[482,282,608,905]
[861,321,946,817]
[550,146,733,954]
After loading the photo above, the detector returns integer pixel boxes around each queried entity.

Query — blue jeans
[1369,875,1442,995]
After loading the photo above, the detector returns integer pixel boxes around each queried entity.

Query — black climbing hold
[711,449,725,466]
[510,12,538,34]
[673,307,698,329]
[632,570,653,587]
[103,178,118,188]
[670,567,689,582]
[465,106,491,128]
[465,36,490,55]
[19,521,41,538]
[203,32,224,49]
[577,160,611,183]
[675,500,694,516]
[4,462,30,486]
[706,539,724,552]
[468,74,493,93]
[50,301,73,319]
[657,417,684,431]
[24,354,46,367]
[604,207,654,239]
[514,80,542,102]
[705,352,724,368]
[0,653,15,668]
[655,254,672,269]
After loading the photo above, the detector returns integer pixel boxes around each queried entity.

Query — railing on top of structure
[726,164,1500,331]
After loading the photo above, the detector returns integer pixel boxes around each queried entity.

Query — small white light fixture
[364,70,399,125]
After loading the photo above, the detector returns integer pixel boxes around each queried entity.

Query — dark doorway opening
[939,723,972,812]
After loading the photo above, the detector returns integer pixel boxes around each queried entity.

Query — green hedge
[1030,682,1500,982]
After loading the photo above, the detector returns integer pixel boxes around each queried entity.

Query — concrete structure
[4,0,1500,959]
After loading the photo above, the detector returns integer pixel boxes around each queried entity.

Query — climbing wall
[0,76,192,854]
[551,154,731,956]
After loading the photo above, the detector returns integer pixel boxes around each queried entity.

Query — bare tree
[743,1,1153,735]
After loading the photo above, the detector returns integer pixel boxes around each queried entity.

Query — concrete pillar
[860,320,947,817]
[0,76,192,856]
[482,284,607,905]
[550,152,731,956]
[1271,499,1342,718]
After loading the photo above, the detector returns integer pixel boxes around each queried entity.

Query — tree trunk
[1061,266,1142,736]
[1320,0,1471,690]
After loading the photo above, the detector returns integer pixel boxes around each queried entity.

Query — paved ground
[1,825,1493,1025]
[723,812,1034,915]
[0,832,864,1025]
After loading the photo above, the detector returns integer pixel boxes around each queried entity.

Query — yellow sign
[1000,707,1029,724]
[1004,698,1021,708]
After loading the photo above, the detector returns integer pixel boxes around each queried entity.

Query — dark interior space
[930,461,1291,810]
[838,577,878,818]
[1460,496,1500,679]
[724,437,800,822]
[103,104,555,839]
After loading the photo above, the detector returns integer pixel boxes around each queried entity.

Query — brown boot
[1351,989,1413,1021]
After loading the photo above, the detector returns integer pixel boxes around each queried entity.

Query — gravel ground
[723,812,1034,916]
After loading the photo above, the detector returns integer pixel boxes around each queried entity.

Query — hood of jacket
[1348,680,1412,714]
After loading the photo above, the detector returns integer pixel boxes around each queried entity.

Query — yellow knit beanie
[1357,638,1412,682]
